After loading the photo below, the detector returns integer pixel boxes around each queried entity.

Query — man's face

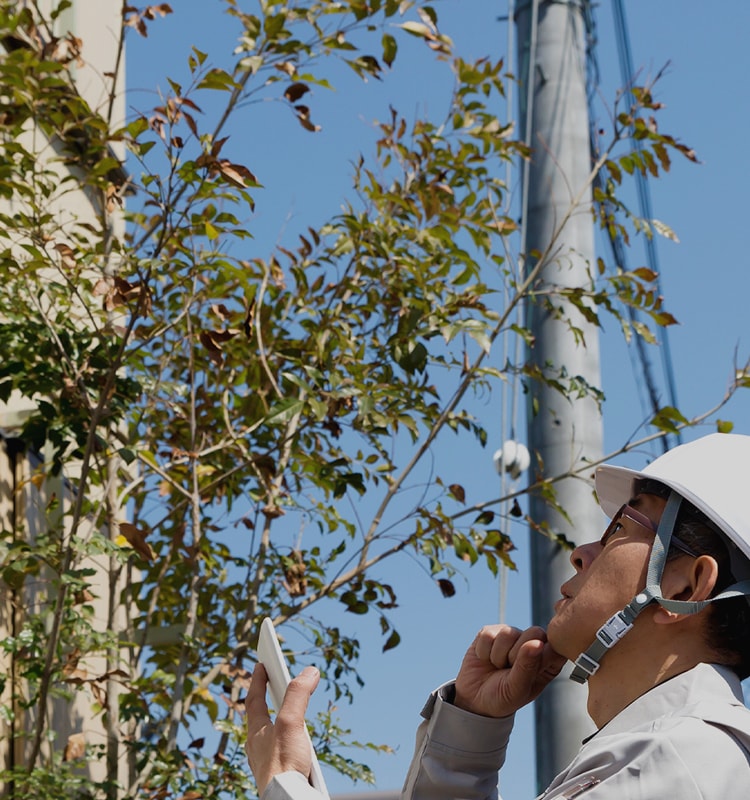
[546,493,668,661]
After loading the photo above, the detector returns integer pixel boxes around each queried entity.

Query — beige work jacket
[402,663,750,800]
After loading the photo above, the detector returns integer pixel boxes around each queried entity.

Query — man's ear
[653,555,719,625]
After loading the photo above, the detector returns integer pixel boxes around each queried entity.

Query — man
[244,433,750,799]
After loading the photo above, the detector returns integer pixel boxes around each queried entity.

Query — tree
[0,1,746,798]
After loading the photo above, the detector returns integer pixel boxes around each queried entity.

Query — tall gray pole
[514,0,604,791]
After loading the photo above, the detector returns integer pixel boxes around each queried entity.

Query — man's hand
[454,624,566,718]
[244,663,320,795]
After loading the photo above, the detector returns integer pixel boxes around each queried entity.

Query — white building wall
[0,1,133,793]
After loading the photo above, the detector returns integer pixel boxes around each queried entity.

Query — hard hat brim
[596,455,750,580]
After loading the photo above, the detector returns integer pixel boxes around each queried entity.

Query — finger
[245,663,271,734]
[539,642,567,679]
[506,625,547,666]
[505,638,546,697]
[474,624,520,667]
[509,637,568,704]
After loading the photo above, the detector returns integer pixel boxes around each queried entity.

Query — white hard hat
[595,433,750,576]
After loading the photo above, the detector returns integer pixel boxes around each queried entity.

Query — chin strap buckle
[571,652,600,683]
[595,611,634,648]
[570,610,636,684]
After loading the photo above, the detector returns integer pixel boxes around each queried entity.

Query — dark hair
[635,478,750,680]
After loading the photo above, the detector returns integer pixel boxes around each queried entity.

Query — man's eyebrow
[629,495,644,508]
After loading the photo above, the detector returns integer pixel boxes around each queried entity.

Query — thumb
[278,667,320,719]
[507,639,545,698]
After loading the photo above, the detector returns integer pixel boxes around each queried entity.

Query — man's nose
[570,540,600,572]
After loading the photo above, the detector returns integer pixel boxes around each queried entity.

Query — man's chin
[545,616,575,662]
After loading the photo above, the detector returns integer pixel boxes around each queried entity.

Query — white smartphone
[256,617,329,798]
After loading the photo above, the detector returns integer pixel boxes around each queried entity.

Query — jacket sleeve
[401,682,515,800]
[262,772,326,800]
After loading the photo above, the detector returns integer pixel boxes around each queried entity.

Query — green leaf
[196,68,240,92]
[189,47,208,72]
[340,591,368,615]
[265,398,305,425]
[118,448,137,465]
[381,33,397,68]
[650,406,689,434]
[382,629,400,652]
[393,341,428,374]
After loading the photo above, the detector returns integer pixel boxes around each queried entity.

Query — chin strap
[570,491,750,685]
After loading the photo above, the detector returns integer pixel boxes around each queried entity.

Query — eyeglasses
[600,504,699,559]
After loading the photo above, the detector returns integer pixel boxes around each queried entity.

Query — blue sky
[127,2,750,796]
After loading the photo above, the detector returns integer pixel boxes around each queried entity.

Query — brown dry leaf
[298,234,312,258]
[130,17,148,37]
[63,648,83,676]
[54,242,77,270]
[243,298,256,340]
[216,159,257,188]
[494,218,517,235]
[99,668,130,682]
[276,61,297,77]
[63,667,89,683]
[74,588,94,605]
[294,105,321,133]
[211,303,232,322]
[64,732,86,762]
[43,33,83,66]
[199,329,238,367]
[448,483,466,503]
[283,550,307,597]
[178,96,201,112]
[220,693,245,713]
[183,111,199,138]
[149,114,166,140]
[213,329,239,343]
[106,183,122,212]
[98,275,143,311]
[90,681,107,707]
[199,331,222,365]
[119,522,156,562]
[209,136,229,158]
[219,663,253,690]
[262,503,284,520]
[284,82,310,103]
[269,257,286,289]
